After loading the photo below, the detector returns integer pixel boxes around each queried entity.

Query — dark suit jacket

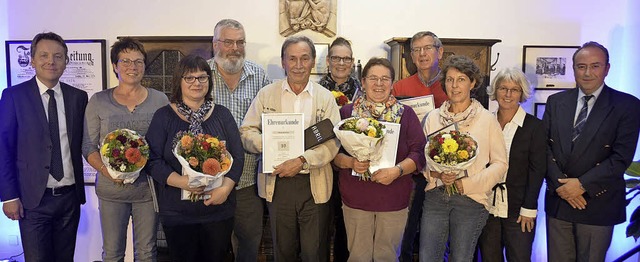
[505,113,546,219]
[0,77,88,209]
[543,85,640,226]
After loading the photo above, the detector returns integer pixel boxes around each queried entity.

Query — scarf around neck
[437,99,483,128]
[176,100,214,134]
[351,94,404,123]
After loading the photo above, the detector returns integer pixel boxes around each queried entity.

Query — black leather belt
[45,185,75,196]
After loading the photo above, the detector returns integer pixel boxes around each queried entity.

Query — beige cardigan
[423,106,508,209]
[239,79,341,204]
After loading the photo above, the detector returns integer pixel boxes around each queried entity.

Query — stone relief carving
[279,0,337,37]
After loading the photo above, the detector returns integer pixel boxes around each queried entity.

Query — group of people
[0,18,639,262]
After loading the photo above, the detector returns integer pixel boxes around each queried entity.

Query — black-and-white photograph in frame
[5,39,108,98]
[5,39,108,184]
[522,45,579,90]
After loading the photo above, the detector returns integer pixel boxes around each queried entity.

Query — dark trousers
[19,187,80,262]
[330,171,349,262]
[478,215,536,262]
[400,174,427,262]
[546,216,614,262]
[162,217,234,262]
[232,185,264,262]
[268,174,330,262]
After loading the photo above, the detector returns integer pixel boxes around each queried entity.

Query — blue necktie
[572,95,594,143]
[47,89,64,181]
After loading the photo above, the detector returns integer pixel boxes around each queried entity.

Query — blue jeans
[99,198,158,262]
[419,187,488,262]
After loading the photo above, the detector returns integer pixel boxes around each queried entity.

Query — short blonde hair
[488,68,532,102]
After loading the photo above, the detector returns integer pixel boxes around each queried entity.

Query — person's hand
[556,178,585,200]
[440,172,457,186]
[351,158,370,174]
[100,166,124,184]
[204,185,232,206]
[371,167,401,185]
[517,215,535,233]
[565,195,587,210]
[3,200,24,220]
[272,157,304,177]
[177,175,205,194]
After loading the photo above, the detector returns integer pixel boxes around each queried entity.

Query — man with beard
[207,19,271,262]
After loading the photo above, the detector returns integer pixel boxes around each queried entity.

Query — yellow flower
[332,90,345,98]
[457,150,469,160]
[206,137,220,148]
[100,144,109,155]
[442,138,459,153]
[367,126,377,137]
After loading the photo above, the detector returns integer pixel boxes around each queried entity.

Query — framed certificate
[399,95,435,123]
[262,113,304,173]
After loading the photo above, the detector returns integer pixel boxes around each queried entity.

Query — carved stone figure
[279,0,337,37]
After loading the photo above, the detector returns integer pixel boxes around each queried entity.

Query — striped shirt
[208,59,271,189]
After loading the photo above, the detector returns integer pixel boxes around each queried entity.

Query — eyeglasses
[118,59,145,67]
[365,76,392,85]
[496,87,522,94]
[411,44,438,53]
[574,63,604,71]
[182,75,210,83]
[329,56,353,64]
[216,39,246,48]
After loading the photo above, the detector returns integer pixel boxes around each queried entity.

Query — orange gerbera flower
[202,158,221,175]
[125,148,142,163]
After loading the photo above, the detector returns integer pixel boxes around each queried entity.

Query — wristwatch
[298,155,310,171]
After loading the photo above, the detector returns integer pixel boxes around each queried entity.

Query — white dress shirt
[36,77,76,188]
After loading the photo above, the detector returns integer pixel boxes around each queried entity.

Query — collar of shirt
[577,83,604,103]
[35,77,62,96]
[281,79,314,96]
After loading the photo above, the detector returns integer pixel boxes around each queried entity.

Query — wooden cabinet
[386,37,501,108]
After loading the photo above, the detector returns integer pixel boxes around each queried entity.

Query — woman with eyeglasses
[419,55,508,262]
[318,36,361,261]
[318,37,362,100]
[82,37,168,261]
[145,55,243,261]
[476,68,546,262]
[332,58,426,261]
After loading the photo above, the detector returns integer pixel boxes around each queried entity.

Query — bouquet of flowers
[173,131,233,201]
[333,117,385,180]
[425,130,478,195]
[332,90,350,107]
[100,129,149,184]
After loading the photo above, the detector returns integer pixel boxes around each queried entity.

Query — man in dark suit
[543,41,640,261]
[0,32,88,262]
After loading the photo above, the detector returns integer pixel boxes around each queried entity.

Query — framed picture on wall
[534,103,546,120]
[5,39,108,97]
[312,43,329,75]
[522,45,579,90]
[5,39,108,185]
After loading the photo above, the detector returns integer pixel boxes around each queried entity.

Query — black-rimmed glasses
[329,56,353,63]
[182,75,210,83]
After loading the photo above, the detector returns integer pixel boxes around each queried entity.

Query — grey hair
[410,31,442,48]
[213,19,245,41]
[487,67,532,102]
[280,35,316,59]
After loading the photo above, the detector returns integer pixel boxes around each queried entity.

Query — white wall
[1,0,638,261]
